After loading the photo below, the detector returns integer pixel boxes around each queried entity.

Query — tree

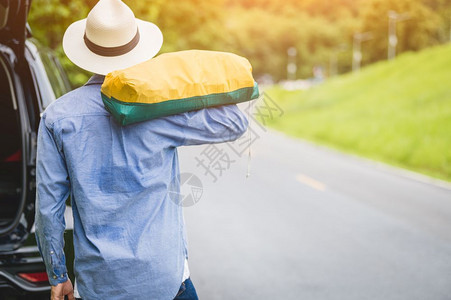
[27,0,449,86]
[359,0,443,64]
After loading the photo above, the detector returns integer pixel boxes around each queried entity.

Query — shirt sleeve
[34,117,70,286]
[165,104,249,147]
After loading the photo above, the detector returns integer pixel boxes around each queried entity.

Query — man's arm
[34,116,73,298]
[165,104,249,146]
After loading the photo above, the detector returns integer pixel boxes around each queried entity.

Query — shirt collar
[84,74,105,86]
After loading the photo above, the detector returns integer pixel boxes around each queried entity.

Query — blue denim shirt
[35,75,248,299]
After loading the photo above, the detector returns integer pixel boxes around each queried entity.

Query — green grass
[266,44,451,182]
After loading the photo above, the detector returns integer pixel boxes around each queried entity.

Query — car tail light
[17,272,49,283]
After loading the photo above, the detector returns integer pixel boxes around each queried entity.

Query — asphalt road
[178,128,451,300]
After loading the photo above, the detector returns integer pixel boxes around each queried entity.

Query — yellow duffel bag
[101,50,259,126]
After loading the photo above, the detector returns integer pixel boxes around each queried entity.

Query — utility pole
[352,32,372,72]
[388,10,410,60]
[287,47,297,80]
[330,44,348,77]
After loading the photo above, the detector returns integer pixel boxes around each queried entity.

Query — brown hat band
[84,29,140,57]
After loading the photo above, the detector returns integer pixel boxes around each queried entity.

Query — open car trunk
[0,0,31,243]
[0,59,22,229]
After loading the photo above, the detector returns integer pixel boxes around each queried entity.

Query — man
[34,0,248,299]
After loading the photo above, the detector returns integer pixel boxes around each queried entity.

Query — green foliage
[360,0,443,65]
[266,44,451,181]
[28,0,93,87]
[27,0,451,87]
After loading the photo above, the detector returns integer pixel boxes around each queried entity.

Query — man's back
[35,75,248,299]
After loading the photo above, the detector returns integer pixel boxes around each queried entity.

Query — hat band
[84,29,140,57]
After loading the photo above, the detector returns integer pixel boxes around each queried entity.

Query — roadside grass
[265,44,451,182]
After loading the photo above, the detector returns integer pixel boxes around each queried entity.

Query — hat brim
[63,19,163,75]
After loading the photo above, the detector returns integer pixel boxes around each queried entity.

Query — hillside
[266,44,451,181]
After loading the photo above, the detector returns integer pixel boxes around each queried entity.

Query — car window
[39,50,70,99]
[26,39,71,110]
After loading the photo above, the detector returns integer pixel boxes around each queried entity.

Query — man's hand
[51,278,75,300]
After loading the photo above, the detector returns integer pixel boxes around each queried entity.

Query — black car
[0,1,74,299]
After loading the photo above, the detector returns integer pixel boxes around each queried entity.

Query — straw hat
[63,0,163,75]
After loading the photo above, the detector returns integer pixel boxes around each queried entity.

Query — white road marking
[296,174,327,191]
